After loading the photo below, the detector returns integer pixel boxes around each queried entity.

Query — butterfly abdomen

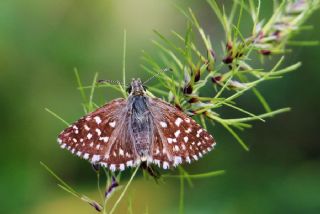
[130,95,153,160]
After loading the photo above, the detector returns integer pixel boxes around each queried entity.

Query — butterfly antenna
[97,79,129,87]
[143,67,172,85]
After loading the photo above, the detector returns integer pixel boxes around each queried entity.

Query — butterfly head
[128,78,146,96]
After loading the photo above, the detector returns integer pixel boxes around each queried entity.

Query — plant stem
[109,166,139,214]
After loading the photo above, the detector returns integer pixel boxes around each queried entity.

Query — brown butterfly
[58,78,216,171]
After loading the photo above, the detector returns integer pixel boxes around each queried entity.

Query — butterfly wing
[147,97,216,169]
[57,98,137,171]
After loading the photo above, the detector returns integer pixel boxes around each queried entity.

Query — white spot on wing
[173,156,182,166]
[174,130,181,138]
[126,160,133,167]
[109,121,116,128]
[119,164,125,171]
[110,164,116,171]
[163,161,169,169]
[99,136,109,143]
[167,138,173,144]
[94,116,102,124]
[92,155,100,162]
[87,133,92,140]
[95,128,101,136]
[186,156,191,163]
[175,117,183,127]
[83,153,89,159]
[196,129,203,137]
[184,136,189,143]
[84,124,90,131]
[160,121,168,128]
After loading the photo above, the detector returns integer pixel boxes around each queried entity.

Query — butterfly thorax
[129,95,153,161]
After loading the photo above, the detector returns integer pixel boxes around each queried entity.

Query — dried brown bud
[183,83,193,94]
[194,70,201,82]
[89,201,103,212]
[223,56,233,64]
[260,50,271,55]
[209,49,216,59]
[226,41,233,51]
[211,76,222,83]
[188,97,199,103]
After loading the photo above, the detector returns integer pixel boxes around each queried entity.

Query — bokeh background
[1,0,319,213]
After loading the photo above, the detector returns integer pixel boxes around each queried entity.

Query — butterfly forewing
[148,97,216,169]
[57,98,137,171]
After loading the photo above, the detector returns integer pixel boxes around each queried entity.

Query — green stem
[122,29,127,88]
[109,167,139,214]
[179,170,184,214]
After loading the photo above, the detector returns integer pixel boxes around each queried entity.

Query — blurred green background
[1,0,319,213]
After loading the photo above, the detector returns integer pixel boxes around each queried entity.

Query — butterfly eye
[143,85,148,91]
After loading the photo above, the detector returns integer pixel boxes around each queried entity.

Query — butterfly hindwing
[148,97,216,169]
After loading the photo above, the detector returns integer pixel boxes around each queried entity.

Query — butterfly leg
[141,161,161,181]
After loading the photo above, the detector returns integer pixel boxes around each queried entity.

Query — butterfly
[57,78,216,171]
